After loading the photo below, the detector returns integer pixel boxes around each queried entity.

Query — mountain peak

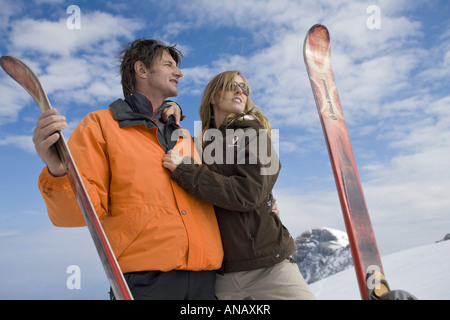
[293,227,353,284]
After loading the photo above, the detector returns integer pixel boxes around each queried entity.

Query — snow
[309,240,450,300]
[323,227,349,247]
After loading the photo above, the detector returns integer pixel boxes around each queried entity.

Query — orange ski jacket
[38,94,223,273]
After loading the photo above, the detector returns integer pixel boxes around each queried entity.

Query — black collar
[110,91,169,129]
[109,91,182,151]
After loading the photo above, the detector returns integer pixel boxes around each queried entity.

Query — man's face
[147,50,183,99]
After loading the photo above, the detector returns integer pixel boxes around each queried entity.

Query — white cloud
[9,11,142,57]
[40,57,92,92]
[0,9,142,128]
[273,186,344,236]
[179,65,217,96]
[0,79,32,125]
[163,0,428,133]
[0,135,35,153]
[37,55,122,108]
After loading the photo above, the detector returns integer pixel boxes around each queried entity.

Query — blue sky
[0,0,449,299]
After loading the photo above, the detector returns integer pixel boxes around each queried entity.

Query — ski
[0,55,133,300]
[302,25,388,300]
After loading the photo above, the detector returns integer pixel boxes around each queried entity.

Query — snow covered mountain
[292,227,353,284]
[294,229,450,300]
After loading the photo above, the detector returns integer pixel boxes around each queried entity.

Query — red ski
[303,25,388,300]
[1,55,133,300]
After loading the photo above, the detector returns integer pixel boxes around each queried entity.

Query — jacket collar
[217,114,260,131]
[109,91,183,151]
[110,91,169,129]
[126,91,154,116]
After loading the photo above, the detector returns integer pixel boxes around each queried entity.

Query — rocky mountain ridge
[292,227,353,284]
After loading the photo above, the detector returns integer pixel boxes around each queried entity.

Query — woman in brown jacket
[163,70,315,300]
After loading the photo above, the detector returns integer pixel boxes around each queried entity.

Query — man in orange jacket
[33,39,223,300]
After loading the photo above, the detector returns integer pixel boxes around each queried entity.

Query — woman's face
[212,75,249,127]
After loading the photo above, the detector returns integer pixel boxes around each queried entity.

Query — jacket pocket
[102,201,157,258]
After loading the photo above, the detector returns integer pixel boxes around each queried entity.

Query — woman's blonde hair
[199,70,271,147]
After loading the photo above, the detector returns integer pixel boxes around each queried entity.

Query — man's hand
[33,109,67,177]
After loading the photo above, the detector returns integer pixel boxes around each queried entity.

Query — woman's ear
[211,94,218,106]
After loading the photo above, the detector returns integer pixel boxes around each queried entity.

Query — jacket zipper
[244,212,257,254]
[249,233,256,253]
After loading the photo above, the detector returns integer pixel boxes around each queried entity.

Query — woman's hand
[163,150,184,173]
[161,102,182,125]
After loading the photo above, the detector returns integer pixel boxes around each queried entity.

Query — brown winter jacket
[171,116,295,273]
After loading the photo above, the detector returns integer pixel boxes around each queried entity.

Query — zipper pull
[249,234,256,252]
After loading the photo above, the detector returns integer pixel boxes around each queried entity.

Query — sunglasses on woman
[230,81,250,96]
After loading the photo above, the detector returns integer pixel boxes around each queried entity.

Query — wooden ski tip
[303,24,332,68]
[0,55,16,74]
[307,24,330,41]
[1,55,19,66]
[0,55,11,62]
[1,55,34,75]
[1,55,22,62]
[0,55,27,80]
